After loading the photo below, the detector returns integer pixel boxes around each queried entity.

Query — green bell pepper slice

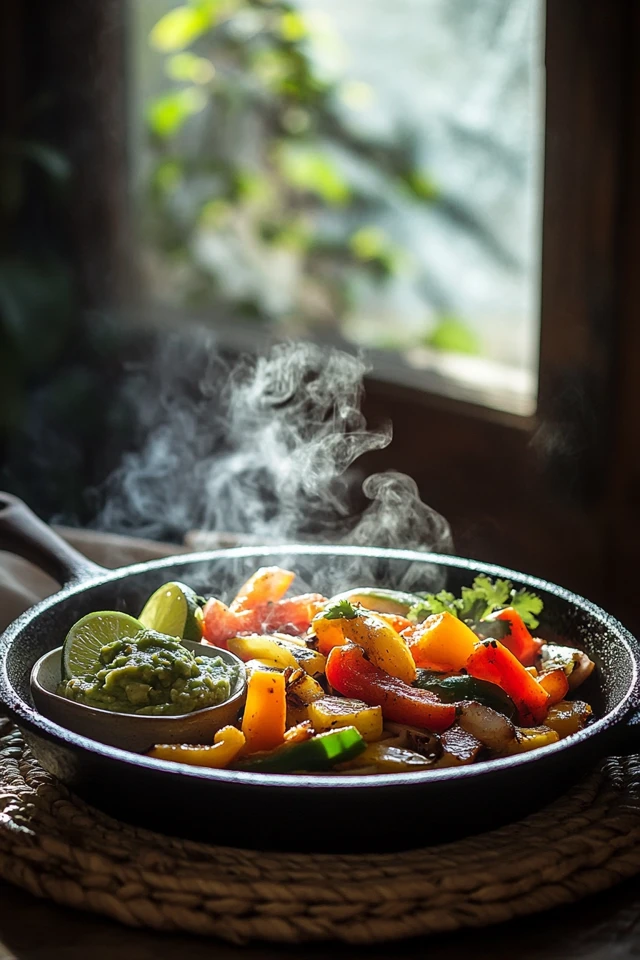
[414,671,517,720]
[236,726,366,773]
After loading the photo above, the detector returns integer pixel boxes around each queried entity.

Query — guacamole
[58,629,238,716]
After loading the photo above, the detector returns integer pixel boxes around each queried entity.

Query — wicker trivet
[1,717,640,944]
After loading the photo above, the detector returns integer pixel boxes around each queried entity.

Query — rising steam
[97,336,452,563]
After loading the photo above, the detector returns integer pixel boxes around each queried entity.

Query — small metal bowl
[30,640,247,753]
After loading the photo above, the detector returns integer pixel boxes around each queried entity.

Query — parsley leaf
[323,598,358,621]
[510,588,543,629]
[407,590,457,622]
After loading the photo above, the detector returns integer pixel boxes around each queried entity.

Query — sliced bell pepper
[313,603,416,683]
[406,611,477,671]
[148,725,245,768]
[228,634,326,676]
[235,726,366,772]
[230,566,295,612]
[325,644,456,732]
[466,640,550,726]
[241,669,286,753]
[538,667,569,705]
[262,594,327,633]
[414,671,517,720]
[483,607,542,666]
[378,613,414,633]
[544,700,592,738]
[203,594,326,647]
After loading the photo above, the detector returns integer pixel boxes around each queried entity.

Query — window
[129,0,544,415]
[3,0,637,629]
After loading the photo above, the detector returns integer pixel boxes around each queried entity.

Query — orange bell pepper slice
[325,644,455,732]
[466,640,550,726]
[407,611,477,671]
[230,567,295,612]
[538,667,570,706]
[241,669,286,754]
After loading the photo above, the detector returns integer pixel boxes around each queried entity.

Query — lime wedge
[138,581,204,641]
[62,611,143,679]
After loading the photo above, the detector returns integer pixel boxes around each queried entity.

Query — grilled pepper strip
[236,726,366,772]
[466,640,550,726]
[414,671,517,720]
[148,725,246,768]
[483,607,541,666]
[325,644,456,732]
[230,566,295,612]
[314,603,416,683]
[241,669,286,753]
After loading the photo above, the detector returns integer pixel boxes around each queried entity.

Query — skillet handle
[0,493,105,585]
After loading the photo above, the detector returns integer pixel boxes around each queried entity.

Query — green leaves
[166,52,215,85]
[408,575,543,633]
[148,88,207,138]
[276,144,350,205]
[408,590,457,621]
[322,599,358,621]
[458,575,511,622]
[425,316,480,356]
[150,3,221,52]
[510,589,543,630]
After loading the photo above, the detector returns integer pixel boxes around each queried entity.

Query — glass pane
[129,0,544,415]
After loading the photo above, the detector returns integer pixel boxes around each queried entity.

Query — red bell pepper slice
[203,594,327,647]
[484,608,541,666]
[325,644,456,732]
[466,640,550,725]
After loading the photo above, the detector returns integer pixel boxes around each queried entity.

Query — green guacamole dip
[57,629,238,716]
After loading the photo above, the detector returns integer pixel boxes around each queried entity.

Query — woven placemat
[1,716,640,945]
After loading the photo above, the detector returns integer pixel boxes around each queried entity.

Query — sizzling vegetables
[60,567,596,774]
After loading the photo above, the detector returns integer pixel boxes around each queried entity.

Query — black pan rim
[1,544,638,792]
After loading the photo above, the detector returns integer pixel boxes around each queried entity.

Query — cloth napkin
[0,528,186,633]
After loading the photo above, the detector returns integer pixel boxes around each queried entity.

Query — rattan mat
[1,716,640,944]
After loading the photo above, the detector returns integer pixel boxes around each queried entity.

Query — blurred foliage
[143,0,477,351]
[425,316,480,355]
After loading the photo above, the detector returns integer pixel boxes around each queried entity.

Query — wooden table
[1,874,639,960]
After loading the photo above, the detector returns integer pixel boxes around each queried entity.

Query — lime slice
[62,611,143,679]
[139,581,204,640]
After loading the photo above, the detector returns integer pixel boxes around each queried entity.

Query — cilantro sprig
[322,598,359,621]
[407,575,543,637]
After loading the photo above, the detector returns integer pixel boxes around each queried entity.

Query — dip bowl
[30,640,247,753]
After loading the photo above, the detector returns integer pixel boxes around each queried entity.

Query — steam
[97,336,452,575]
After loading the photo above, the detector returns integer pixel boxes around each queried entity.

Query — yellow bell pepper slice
[242,669,286,753]
[407,611,477,671]
[313,607,416,684]
[228,634,326,676]
[148,725,245,768]
[307,696,383,742]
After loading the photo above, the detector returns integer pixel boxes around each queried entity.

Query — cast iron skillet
[0,492,638,853]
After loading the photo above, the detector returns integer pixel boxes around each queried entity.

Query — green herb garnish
[322,598,359,621]
[408,575,543,634]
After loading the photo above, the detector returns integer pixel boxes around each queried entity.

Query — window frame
[22,0,636,619]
